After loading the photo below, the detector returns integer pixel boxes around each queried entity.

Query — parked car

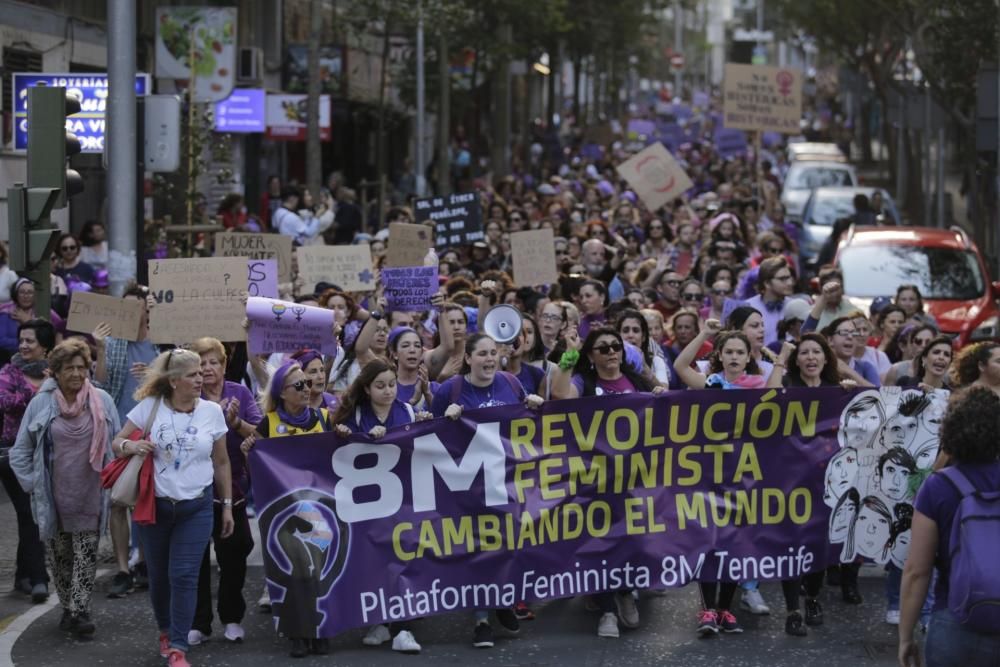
[787,142,847,163]
[834,226,1000,347]
[799,186,901,271]
[781,161,858,222]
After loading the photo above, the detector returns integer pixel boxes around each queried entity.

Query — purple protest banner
[382,266,439,312]
[248,388,851,639]
[246,296,337,355]
[693,90,710,108]
[626,118,656,140]
[247,258,278,298]
[714,128,750,158]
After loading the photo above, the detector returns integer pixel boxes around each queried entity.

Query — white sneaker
[187,629,208,646]
[223,623,245,642]
[614,590,640,628]
[363,624,391,646]
[391,630,421,653]
[739,588,771,615]
[257,588,271,613]
[597,612,620,638]
[885,609,901,625]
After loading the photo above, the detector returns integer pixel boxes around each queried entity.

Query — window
[838,245,985,300]
[3,47,43,144]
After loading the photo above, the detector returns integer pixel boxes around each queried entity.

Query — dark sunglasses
[765,246,783,253]
[288,379,314,391]
[60,244,78,251]
[712,289,732,296]
[682,293,704,301]
[594,342,623,355]
[661,279,682,288]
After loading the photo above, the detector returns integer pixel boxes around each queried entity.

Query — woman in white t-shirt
[111,349,233,667]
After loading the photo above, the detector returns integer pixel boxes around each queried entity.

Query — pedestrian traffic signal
[26,85,84,209]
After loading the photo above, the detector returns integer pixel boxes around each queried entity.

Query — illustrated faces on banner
[826,388,947,566]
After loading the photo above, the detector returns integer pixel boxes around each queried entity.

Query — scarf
[55,378,108,472]
[277,405,317,429]
[11,353,48,380]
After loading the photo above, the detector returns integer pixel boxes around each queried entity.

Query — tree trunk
[375,15,392,226]
[305,0,323,200]
[437,32,451,196]
[491,23,511,179]
[572,52,582,121]
[546,41,557,124]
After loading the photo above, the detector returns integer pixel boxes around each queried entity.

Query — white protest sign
[215,232,294,283]
[511,229,558,286]
[722,63,803,134]
[616,143,694,212]
[296,245,375,293]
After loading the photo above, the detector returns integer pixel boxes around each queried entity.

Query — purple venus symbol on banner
[293,306,306,322]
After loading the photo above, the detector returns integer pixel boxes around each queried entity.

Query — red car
[834,226,1000,347]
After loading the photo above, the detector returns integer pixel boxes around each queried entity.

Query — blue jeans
[135,490,214,653]
[886,563,934,625]
[925,608,1000,667]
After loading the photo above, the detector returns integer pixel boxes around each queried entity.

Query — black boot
[70,612,96,639]
[310,638,330,655]
[289,637,309,658]
[785,612,807,637]
[841,585,863,604]
[805,598,824,625]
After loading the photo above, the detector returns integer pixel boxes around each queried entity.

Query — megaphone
[482,304,523,345]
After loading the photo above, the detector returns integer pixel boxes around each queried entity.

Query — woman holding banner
[333,358,427,653]
[431,333,543,648]
[242,360,333,658]
[548,326,661,638]
[188,338,261,647]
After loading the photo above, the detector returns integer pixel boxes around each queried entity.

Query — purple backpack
[939,466,1000,633]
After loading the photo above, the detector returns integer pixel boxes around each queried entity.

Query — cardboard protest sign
[386,222,433,267]
[381,266,439,312]
[722,63,803,134]
[296,245,375,293]
[511,229,558,286]
[246,297,337,355]
[147,257,248,343]
[615,143,694,212]
[414,192,483,249]
[66,291,143,341]
[247,259,278,298]
[215,232,294,283]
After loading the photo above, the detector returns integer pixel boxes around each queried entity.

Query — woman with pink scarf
[10,338,120,639]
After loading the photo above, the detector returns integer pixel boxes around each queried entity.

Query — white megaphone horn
[482,304,523,345]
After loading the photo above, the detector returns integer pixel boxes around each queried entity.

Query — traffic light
[27,85,84,209]
[6,184,61,272]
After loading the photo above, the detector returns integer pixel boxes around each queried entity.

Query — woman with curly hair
[949,341,1000,393]
[898,387,1000,667]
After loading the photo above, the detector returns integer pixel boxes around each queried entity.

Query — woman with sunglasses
[333,359,427,653]
[53,233,98,291]
[678,279,706,312]
[289,349,338,412]
[111,348,233,666]
[241,361,332,658]
[883,324,937,386]
[673,320,759,635]
[549,326,661,637]
[187,338,261,647]
[431,333,542,648]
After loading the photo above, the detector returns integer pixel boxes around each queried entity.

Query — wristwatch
[369,310,383,321]
[221,498,233,507]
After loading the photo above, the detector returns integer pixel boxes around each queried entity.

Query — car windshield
[839,245,985,299]
[786,168,853,190]
[806,195,859,226]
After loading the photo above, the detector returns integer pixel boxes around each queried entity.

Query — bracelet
[559,349,580,371]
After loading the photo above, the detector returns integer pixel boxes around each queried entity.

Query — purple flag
[249,389,850,638]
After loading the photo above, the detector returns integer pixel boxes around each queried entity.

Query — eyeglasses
[288,379,313,392]
[835,329,856,337]
[682,293,704,301]
[661,279,682,288]
[594,342,623,355]
[540,313,563,322]
[712,289,732,296]
[60,244,78,252]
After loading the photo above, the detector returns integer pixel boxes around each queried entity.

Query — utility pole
[107,0,137,295]
[415,0,426,196]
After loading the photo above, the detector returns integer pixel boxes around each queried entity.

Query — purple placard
[246,296,336,355]
[214,88,266,133]
[382,266,439,312]
[693,90,710,108]
[713,128,750,158]
[762,131,783,149]
[656,122,685,151]
[626,118,656,139]
[248,259,278,299]
[248,388,851,638]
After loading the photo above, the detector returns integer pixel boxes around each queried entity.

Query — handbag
[107,397,161,508]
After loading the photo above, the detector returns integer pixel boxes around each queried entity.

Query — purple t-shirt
[211,381,263,500]
[914,462,1000,611]
[571,373,637,396]
[515,363,546,397]
[342,399,414,434]
[431,373,526,417]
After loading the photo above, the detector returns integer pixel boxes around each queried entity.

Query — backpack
[939,466,1000,633]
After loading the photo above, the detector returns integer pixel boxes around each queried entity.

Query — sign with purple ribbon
[382,266,439,312]
[248,388,852,638]
[246,296,337,355]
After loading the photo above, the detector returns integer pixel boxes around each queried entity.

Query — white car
[787,142,847,163]
[780,161,858,222]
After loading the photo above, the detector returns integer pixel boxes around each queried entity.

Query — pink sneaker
[697,609,719,636]
[159,633,170,658]
[718,609,744,634]
[167,649,191,667]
